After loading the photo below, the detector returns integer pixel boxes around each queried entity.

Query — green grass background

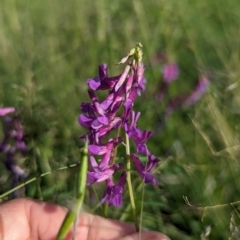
[1,0,240,239]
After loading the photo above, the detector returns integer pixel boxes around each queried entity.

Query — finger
[74,213,136,240]
[0,198,66,240]
[27,199,137,240]
[0,198,33,240]
[0,198,137,240]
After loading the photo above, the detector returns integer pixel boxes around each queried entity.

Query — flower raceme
[0,107,26,198]
[78,43,160,206]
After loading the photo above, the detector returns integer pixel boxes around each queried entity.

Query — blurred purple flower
[162,63,179,83]
[4,150,25,177]
[0,108,26,198]
[160,75,209,122]
[0,107,15,116]
[0,116,27,158]
[155,63,179,102]
[184,76,209,106]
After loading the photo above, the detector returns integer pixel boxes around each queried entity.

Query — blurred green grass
[1,0,240,239]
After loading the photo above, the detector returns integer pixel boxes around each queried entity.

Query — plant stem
[56,139,88,240]
[125,133,139,232]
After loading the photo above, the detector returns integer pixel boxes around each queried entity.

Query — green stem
[56,139,88,240]
[125,133,139,232]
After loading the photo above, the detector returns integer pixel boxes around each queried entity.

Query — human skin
[0,198,169,240]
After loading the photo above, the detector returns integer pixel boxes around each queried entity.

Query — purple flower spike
[100,172,127,206]
[0,110,27,198]
[162,63,179,83]
[0,107,15,116]
[79,44,160,206]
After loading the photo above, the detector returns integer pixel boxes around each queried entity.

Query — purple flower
[0,117,26,154]
[123,86,138,119]
[100,172,126,206]
[124,111,153,154]
[0,109,26,198]
[87,165,121,184]
[87,64,120,90]
[87,137,123,185]
[0,107,15,116]
[162,63,179,83]
[90,117,121,143]
[184,76,209,106]
[136,63,146,95]
[87,155,123,184]
[4,151,25,177]
[87,90,106,116]
[155,63,179,102]
[131,154,160,185]
[88,137,122,155]
[79,114,108,130]
[114,65,131,92]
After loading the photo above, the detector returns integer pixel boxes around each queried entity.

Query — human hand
[0,198,170,240]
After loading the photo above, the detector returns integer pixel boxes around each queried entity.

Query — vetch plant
[79,42,160,228]
[57,43,160,239]
[0,107,26,198]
